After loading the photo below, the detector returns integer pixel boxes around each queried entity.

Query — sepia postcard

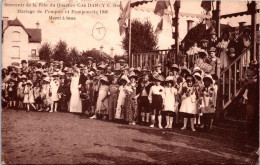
[1,0,259,164]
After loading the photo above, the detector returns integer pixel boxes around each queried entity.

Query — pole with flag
[174,0,181,57]
[128,0,132,67]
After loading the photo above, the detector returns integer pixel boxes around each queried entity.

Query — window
[31,49,36,56]
[11,46,20,59]
[12,31,20,42]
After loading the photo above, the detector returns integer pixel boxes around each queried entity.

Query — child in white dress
[163,76,178,129]
[23,80,36,112]
[179,74,198,131]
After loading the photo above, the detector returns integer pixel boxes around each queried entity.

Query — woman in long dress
[241,28,251,68]
[69,68,82,113]
[216,30,230,70]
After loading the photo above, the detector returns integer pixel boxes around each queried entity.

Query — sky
[2,0,258,56]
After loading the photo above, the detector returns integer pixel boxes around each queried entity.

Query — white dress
[115,85,126,119]
[50,80,60,102]
[163,87,177,112]
[95,85,109,114]
[242,38,251,67]
[69,76,82,113]
[179,87,197,114]
[218,40,230,69]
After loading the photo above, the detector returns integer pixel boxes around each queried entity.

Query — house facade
[2,17,42,68]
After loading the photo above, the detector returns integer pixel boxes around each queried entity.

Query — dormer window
[12,31,20,42]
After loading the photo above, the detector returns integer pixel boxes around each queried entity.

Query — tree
[122,19,158,53]
[52,40,69,62]
[38,42,52,62]
[68,47,81,64]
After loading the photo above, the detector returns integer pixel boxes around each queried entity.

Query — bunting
[118,1,130,36]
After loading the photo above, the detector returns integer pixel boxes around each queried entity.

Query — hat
[100,76,109,83]
[21,75,27,79]
[118,59,126,63]
[129,72,138,79]
[142,66,150,73]
[80,64,85,68]
[154,63,162,68]
[129,68,135,72]
[26,80,33,85]
[42,73,48,77]
[170,64,179,72]
[97,64,106,70]
[203,74,213,84]
[122,66,129,71]
[193,66,202,75]
[210,31,216,35]
[209,47,216,52]
[52,72,59,77]
[35,69,42,74]
[200,39,209,43]
[88,71,95,77]
[193,72,202,80]
[21,60,27,64]
[181,66,191,74]
[135,67,142,72]
[185,74,195,83]
[120,75,129,83]
[63,67,69,72]
[59,72,65,76]
[43,77,50,82]
[165,76,175,83]
[243,27,250,34]
[154,75,165,82]
[87,57,93,61]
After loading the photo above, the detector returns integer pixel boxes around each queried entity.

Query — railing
[132,49,199,75]
[219,46,251,110]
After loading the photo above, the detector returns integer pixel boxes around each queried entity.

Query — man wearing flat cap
[20,60,29,76]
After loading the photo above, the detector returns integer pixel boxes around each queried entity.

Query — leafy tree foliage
[122,19,158,53]
[38,42,52,62]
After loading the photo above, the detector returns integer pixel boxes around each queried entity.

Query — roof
[2,18,41,43]
[26,28,42,43]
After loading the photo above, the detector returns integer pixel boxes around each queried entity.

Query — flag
[201,0,212,12]
[154,1,170,17]
[174,1,181,11]
[155,18,163,35]
[118,1,130,35]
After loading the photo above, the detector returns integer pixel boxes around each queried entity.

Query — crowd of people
[2,51,220,132]
[1,27,258,133]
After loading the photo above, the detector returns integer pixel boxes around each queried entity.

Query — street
[1,109,258,164]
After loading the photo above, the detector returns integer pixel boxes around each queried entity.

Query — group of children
[2,56,218,132]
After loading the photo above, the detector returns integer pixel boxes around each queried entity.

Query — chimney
[187,20,194,31]
[36,21,40,29]
[110,47,114,57]
[238,22,246,33]
[3,17,8,30]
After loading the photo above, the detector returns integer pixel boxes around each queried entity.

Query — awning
[221,9,260,19]
[130,0,153,8]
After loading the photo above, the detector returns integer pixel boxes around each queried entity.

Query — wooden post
[175,3,180,58]
[250,1,257,61]
[216,1,221,38]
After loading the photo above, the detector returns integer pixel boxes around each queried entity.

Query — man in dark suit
[228,30,243,63]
